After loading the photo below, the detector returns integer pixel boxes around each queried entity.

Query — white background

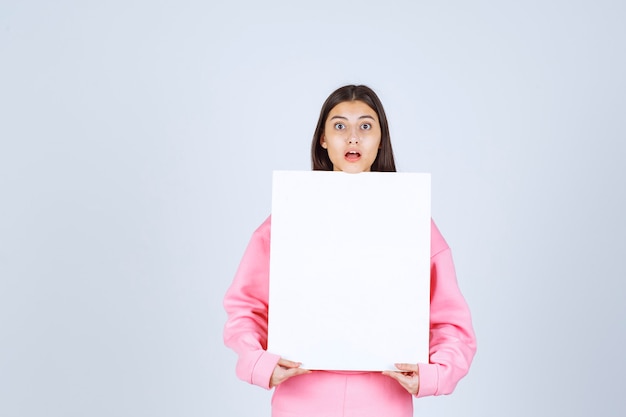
[1,1,625,416]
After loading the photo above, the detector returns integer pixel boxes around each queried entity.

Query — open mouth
[345,151,361,161]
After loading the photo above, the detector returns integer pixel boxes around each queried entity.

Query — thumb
[278,358,302,368]
[394,363,419,372]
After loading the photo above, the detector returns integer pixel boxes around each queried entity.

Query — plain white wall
[1,1,625,416]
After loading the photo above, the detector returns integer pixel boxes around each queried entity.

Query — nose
[347,128,359,144]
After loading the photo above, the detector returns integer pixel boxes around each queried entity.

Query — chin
[341,167,367,174]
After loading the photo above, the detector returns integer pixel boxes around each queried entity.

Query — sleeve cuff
[251,351,281,390]
[416,363,439,397]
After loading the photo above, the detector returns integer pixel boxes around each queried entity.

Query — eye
[361,123,372,130]
[334,122,345,130]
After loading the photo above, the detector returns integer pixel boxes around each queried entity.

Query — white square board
[267,171,431,371]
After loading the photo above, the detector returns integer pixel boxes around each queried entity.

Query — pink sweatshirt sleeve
[223,216,280,390]
[416,220,477,397]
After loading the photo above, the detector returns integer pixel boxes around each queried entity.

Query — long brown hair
[311,85,396,172]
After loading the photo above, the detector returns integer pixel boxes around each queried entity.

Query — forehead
[327,100,378,120]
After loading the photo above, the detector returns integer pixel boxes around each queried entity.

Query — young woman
[223,85,476,417]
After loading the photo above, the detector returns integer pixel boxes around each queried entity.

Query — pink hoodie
[223,216,476,414]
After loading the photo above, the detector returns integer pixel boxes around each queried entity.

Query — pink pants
[271,371,413,417]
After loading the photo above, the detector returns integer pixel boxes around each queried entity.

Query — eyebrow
[329,115,376,120]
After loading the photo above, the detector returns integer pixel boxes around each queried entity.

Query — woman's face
[320,100,382,173]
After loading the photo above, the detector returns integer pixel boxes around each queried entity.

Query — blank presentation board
[267,171,431,371]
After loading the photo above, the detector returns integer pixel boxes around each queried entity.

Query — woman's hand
[382,363,420,395]
[269,358,311,388]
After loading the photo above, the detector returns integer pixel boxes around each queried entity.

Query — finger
[394,363,418,371]
[382,371,406,383]
[381,370,397,380]
[277,358,303,368]
[384,371,417,385]
[285,367,311,378]
[276,367,311,386]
